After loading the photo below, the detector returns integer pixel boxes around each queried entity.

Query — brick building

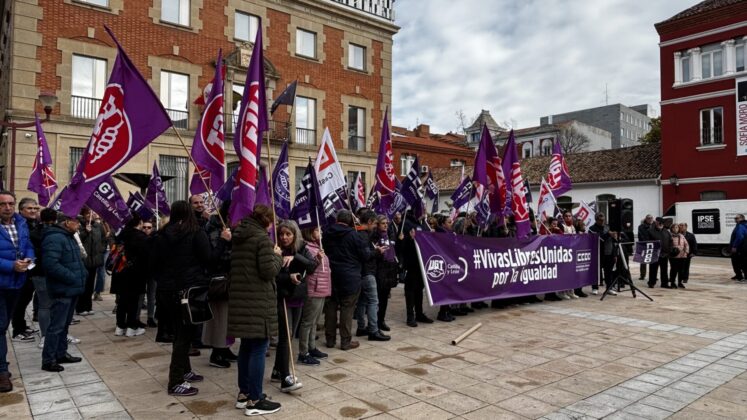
[0,0,398,203]
[655,0,747,211]
[391,124,474,178]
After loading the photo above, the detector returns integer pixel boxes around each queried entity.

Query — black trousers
[404,272,424,320]
[168,300,194,390]
[11,278,35,335]
[682,257,691,282]
[156,290,179,339]
[377,282,392,326]
[115,293,140,329]
[670,258,685,285]
[273,300,291,377]
[649,258,670,287]
[76,268,97,313]
[601,255,615,288]
[732,254,746,279]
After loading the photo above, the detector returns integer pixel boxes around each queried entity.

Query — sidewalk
[5,256,747,419]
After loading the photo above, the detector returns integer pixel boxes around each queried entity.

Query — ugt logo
[84,84,131,183]
[199,92,225,165]
[425,255,446,282]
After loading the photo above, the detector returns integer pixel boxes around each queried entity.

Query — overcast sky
[391,0,701,134]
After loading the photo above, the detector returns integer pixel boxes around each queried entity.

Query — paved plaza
[3,256,747,419]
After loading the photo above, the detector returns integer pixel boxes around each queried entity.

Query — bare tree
[558,126,591,154]
[455,109,469,134]
[500,118,518,130]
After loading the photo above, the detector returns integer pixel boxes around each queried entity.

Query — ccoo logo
[83,84,131,183]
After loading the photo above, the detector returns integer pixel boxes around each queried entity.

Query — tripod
[601,243,653,301]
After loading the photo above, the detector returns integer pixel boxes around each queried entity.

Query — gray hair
[18,197,37,211]
[277,220,304,254]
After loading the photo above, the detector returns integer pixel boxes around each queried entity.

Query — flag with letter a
[314,128,348,222]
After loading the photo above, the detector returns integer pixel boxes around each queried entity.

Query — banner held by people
[633,240,661,264]
[415,232,599,305]
[536,178,557,234]
[353,172,366,211]
[127,191,155,221]
[190,49,225,195]
[28,114,57,206]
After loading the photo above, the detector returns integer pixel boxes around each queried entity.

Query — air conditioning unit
[420,165,429,175]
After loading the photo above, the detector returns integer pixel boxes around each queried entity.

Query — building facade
[1,0,397,204]
[391,124,473,177]
[494,120,612,158]
[655,0,747,211]
[540,103,651,149]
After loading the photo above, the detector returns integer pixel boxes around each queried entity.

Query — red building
[391,124,474,177]
[656,0,747,211]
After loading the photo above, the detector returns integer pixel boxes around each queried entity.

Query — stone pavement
[3,256,747,419]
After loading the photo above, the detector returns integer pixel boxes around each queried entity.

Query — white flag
[574,200,595,229]
[314,128,348,217]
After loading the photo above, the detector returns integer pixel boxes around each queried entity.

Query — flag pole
[315,206,326,272]
[265,134,279,244]
[169,125,226,228]
[155,190,159,230]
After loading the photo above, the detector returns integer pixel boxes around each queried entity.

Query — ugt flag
[501,130,531,238]
[353,172,366,210]
[375,109,396,210]
[28,114,57,206]
[86,177,131,233]
[547,137,572,197]
[400,156,424,219]
[190,49,225,195]
[314,128,348,221]
[472,123,505,214]
[58,26,171,217]
[145,162,170,216]
[230,25,268,225]
[272,141,291,220]
[291,161,324,229]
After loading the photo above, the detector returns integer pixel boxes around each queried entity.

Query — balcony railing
[71,95,102,119]
[348,135,366,151]
[702,126,723,145]
[226,113,290,142]
[329,0,394,21]
[295,128,316,145]
[167,108,189,129]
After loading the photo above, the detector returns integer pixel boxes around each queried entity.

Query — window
[235,11,259,42]
[69,147,85,180]
[160,155,188,204]
[294,166,306,194]
[71,55,106,119]
[682,55,691,82]
[701,49,723,79]
[700,190,726,201]
[78,0,108,6]
[296,29,316,59]
[738,44,745,72]
[348,43,365,70]
[700,107,723,145]
[295,96,316,145]
[540,139,553,156]
[226,161,239,177]
[470,132,480,143]
[450,159,465,167]
[230,83,244,133]
[160,71,189,129]
[620,128,624,137]
[620,112,624,121]
[400,154,415,176]
[161,0,189,26]
[348,106,365,151]
[522,142,532,158]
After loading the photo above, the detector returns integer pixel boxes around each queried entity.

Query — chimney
[414,124,430,138]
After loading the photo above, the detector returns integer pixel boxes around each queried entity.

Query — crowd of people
[0,188,727,416]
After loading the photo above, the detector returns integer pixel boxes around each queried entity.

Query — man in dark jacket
[637,215,654,280]
[354,210,390,341]
[732,214,747,281]
[0,192,34,392]
[76,207,106,316]
[648,217,673,288]
[10,198,41,342]
[400,213,432,326]
[41,212,86,372]
[323,210,373,350]
[679,222,697,284]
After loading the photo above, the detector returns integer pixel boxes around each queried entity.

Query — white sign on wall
[736,77,747,156]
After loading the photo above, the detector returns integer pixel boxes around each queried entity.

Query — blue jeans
[95,250,108,293]
[354,274,379,334]
[238,338,269,401]
[0,289,21,373]
[42,296,77,365]
[31,277,51,337]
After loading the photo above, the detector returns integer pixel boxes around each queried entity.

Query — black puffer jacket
[356,227,377,276]
[205,215,231,276]
[152,222,210,291]
[277,243,318,300]
[371,229,398,288]
[649,226,673,259]
[27,220,45,277]
[323,223,372,297]
[78,220,107,269]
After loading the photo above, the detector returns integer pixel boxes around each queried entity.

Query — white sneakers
[125,328,146,337]
[67,335,81,344]
[114,327,126,336]
[38,336,45,349]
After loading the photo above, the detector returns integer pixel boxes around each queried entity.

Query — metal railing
[71,95,102,119]
[348,135,365,151]
[295,128,316,145]
[226,113,291,142]
[702,126,723,145]
[167,109,189,129]
[329,0,394,21]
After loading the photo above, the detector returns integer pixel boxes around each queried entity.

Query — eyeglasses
[143,226,153,230]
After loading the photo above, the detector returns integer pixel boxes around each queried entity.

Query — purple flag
[86,177,131,233]
[501,130,531,238]
[473,123,505,214]
[216,167,238,203]
[256,166,271,208]
[450,176,475,211]
[374,109,396,197]
[191,49,226,195]
[290,161,325,229]
[57,26,171,217]
[145,162,170,216]
[127,191,155,221]
[400,156,424,219]
[230,25,268,225]
[272,141,291,220]
[366,185,378,210]
[546,138,573,197]
[27,114,57,206]
[423,169,439,213]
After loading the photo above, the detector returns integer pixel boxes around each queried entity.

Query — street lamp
[669,173,680,193]
[0,93,58,192]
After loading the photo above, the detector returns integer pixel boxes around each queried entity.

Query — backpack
[105,243,129,275]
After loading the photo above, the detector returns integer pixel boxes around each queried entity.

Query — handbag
[208,275,229,301]
[289,274,308,301]
[181,286,213,324]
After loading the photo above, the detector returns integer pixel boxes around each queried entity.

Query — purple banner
[633,241,661,264]
[415,232,599,305]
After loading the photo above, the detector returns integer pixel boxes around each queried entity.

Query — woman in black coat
[110,214,149,337]
[371,214,398,331]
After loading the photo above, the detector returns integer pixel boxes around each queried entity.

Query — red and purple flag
[501,130,531,238]
[229,25,268,225]
[190,49,226,195]
[271,141,291,220]
[145,161,170,216]
[374,109,396,212]
[27,114,57,206]
[472,123,506,215]
[546,137,573,197]
[57,26,171,217]
[354,172,366,210]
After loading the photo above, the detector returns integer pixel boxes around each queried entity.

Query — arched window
[541,138,553,156]
[522,142,533,158]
